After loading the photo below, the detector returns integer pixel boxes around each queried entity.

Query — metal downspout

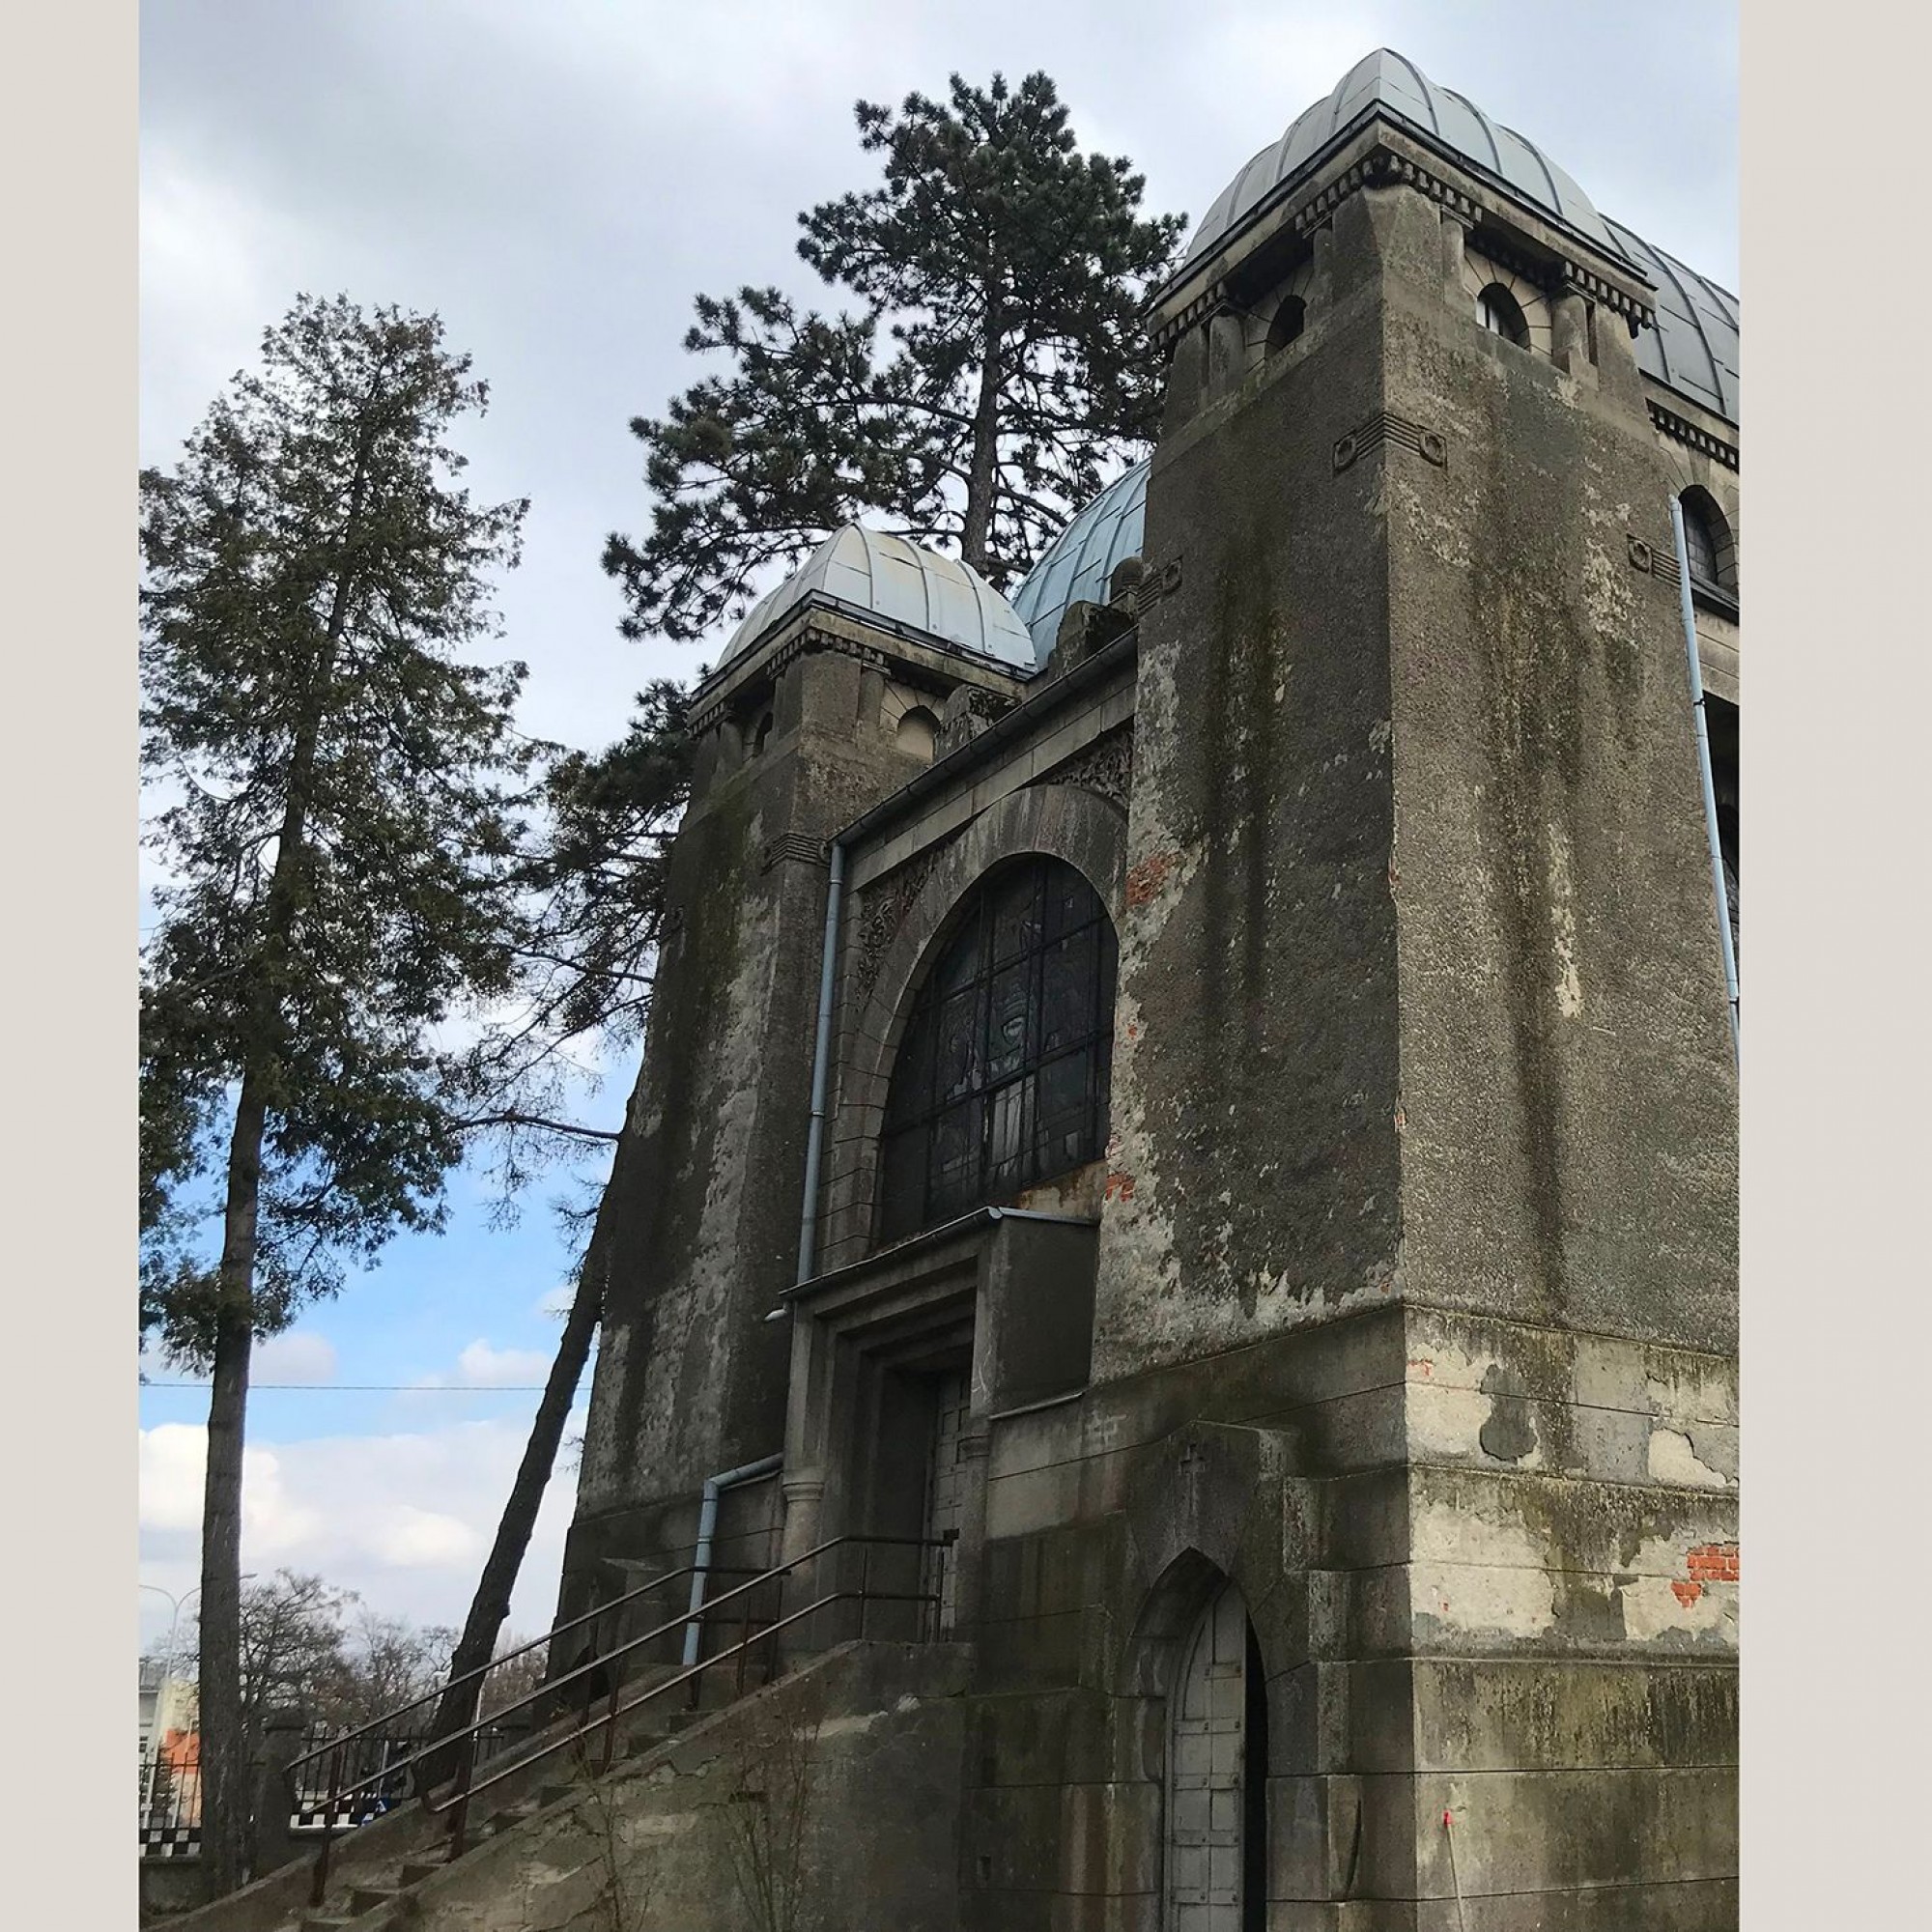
[1668,497,1742,1065]
[678,840,849,1669]
[796,839,846,1286]
[681,1453,783,1668]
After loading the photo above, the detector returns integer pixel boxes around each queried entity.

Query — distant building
[138,1657,200,1849]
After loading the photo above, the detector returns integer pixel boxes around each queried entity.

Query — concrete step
[398,1860,446,1886]
[348,1886,399,1913]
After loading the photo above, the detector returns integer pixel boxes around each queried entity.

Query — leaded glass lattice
[879,857,1116,1241]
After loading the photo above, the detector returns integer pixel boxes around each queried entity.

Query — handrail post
[449,1673,485,1860]
[767,1571,784,1686]
[734,1580,755,1698]
[599,1656,621,1775]
[310,1739,343,1907]
[448,1725,477,1861]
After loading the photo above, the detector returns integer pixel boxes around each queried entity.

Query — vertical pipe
[681,1454,783,1668]
[1668,497,1742,1064]
[796,841,846,1286]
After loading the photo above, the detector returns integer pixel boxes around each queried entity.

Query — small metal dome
[1181,49,1619,270]
[1008,462,1149,659]
[718,525,1039,672]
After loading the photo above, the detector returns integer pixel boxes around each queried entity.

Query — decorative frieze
[849,834,963,1008]
[1036,724,1135,813]
[1627,531,1681,589]
[1647,400,1739,470]
[688,620,984,733]
[760,831,829,873]
[1334,411,1447,473]
[1153,136,1655,351]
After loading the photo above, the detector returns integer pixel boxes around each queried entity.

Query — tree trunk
[197,1072,267,1897]
[425,1256,604,1774]
[194,412,378,1902]
[960,298,1004,576]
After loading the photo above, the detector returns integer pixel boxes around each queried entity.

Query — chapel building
[559,48,1741,1930]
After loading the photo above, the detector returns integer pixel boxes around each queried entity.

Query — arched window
[752,710,774,756]
[896,705,939,760]
[1265,295,1305,354]
[879,856,1117,1241]
[1679,489,1735,600]
[1476,283,1529,347]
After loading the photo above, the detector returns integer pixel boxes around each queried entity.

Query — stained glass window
[1681,494,1723,593]
[879,857,1117,1241]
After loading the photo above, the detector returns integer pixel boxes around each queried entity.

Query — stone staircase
[269,1674,744,1932]
[172,1640,967,1932]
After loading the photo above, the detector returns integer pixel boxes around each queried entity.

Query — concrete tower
[562,529,1041,1615]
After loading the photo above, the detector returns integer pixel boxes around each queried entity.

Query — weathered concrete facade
[564,47,1739,1931]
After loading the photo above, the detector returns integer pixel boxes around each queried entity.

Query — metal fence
[139,1741,201,1860]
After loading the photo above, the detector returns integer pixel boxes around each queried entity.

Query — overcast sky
[138,0,1738,1655]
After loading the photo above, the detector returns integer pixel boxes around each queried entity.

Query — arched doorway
[1166,1579,1268,1931]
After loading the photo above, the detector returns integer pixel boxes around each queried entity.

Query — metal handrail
[299,1531,952,1903]
[424,1584,939,1830]
[285,1548,761,1780]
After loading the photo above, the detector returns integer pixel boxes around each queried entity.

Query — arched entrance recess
[1167,1578,1268,1931]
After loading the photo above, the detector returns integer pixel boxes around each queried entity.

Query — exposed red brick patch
[1104,1171,1137,1204]
[1671,1579,1704,1608]
[1125,849,1181,909]
[1407,1358,1435,1379]
[1686,1543,1739,1583]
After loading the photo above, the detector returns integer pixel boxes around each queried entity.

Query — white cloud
[253,1330,339,1385]
[139,1405,589,1643]
[415,1339,554,1389]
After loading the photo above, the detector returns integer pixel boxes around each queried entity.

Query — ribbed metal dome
[719,525,1038,672]
[1008,462,1149,659]
[1177,48,1740,428]
[1182,49,1618,270]
[1603,218,1739,425]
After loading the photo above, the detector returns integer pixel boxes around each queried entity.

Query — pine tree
[139,294,531,1895]
[604,71,1184,640]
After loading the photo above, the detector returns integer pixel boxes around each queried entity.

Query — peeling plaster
[1647,1426,1735,1491]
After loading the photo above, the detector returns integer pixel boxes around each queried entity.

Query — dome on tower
[718,525,1039,673]
[1171,47,1739,427]
[1180,48,1618,271]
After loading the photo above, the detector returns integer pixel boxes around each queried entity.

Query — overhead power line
[140,1381,552,1392]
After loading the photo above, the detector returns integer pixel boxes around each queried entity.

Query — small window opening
[1265,295,1305,355]
[1477,283,1530,347]
[896,705,940,761]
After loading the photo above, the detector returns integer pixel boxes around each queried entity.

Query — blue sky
[139,0,1737,1659]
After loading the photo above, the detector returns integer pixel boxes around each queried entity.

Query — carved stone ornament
[849,834,962,1008]
[1037,723,1135,812]
[1334,411,1448,473]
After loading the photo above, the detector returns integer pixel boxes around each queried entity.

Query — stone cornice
[686,607,1028,735]
[1647,398,1740,470]
[1151,121,1658,351]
